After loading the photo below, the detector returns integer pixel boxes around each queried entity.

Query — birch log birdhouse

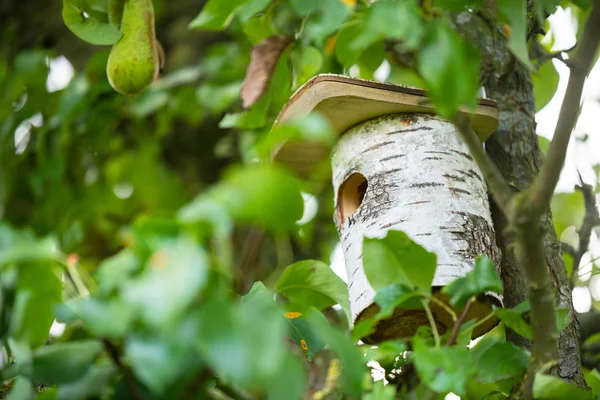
[274,75,502,343]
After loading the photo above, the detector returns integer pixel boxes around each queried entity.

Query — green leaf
[494,301,532,340]
[414,341,474,396]
[275,260,350,320]
[475,342,528,383]
[283,306,327,360]
[56,360,116,400]
[237,0,273,24]
[306,311,366,396]
[441,256,502,307]
[197,293,287,389]
[363,230,436,294]
[335,19,365,66]
[551,191,585,239]
[373,283,421,318]
[11,263,62,348]
[297,0,353,45]
[188,0,246,31]
[122,236,209,327]
[125,334,195,394]
[95,249,140,294]
[62,0,122,45]
[292,45,323,88]
[214,164,304,231]
[28,341,104,385]
[538,135,551,157]
[533,373,593,399]
[351,0,423,52]
[533,61,559,111]
[497,0,533,69]
[0,237,59,268]
[417,22,480,118]
[6,378,35,400]
[75,298,134,338]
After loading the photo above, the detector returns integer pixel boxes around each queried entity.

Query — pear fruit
[106,0,159,95]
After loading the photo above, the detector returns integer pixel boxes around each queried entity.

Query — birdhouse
[274,74,502,343]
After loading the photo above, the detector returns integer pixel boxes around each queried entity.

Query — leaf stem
[445,297,474,346]
[421,298,440,347]
[428,294,457,322]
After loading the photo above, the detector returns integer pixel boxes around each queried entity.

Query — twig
[527,2,600,215]
[429,295,457,322]
[103,340,146,400]
[421,299,441,347]
[539,44,577,68]
[453,114,515,216]
[571,177,600,283]
[445,297,474,346]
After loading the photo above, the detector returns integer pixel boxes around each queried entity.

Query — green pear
[106,0,159,95]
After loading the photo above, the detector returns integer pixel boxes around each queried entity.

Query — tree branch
[571,178,600,283]
[527,1,600,215]
[453,114,515,216]
[445,297,473,346]
[103,340,146,400]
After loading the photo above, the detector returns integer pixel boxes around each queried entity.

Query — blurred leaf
[551,191,585,238]
[0,237,59,268]
[95,249,140,294]
[197,291,288,389]
[237,0,274,24]
[241,35,293,109]
[27,341,103,385]
[441,256,502,307]
[497,0,532,69]
[363,230,436,293]
[293,0,353,45]
[62,0,122,45]
[292,45,323,88]
[335,19,365,66]
[417,22,480,117]
[373,283,421,318]
[11,263,62,348]
[127,88,169,118]
[212,164,304,231]
[5,378,35,400]
[76,298,134,338]
[494,301,532,340]
[276,260,350,320]
[533,61,559,111]
[196,81,243,114]
[475,342,528,383]
[538,135,551,157]
[56,360,116,400]
[306,311,365,396]
[125,334,196,394]
[533,373,592,399]
[122,236,209,327]
[364,380,396,400]
[189,0,246,31]
[414,340,474,396]
[351,0,423,52]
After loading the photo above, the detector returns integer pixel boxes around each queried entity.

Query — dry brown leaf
[241,35,293,109]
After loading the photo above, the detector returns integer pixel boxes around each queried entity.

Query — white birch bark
[331,113,501,341]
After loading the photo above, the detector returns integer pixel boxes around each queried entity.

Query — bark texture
[456,12,587,386]
[331,113,501,341]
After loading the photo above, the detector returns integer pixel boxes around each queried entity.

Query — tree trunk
[457,11,587,387]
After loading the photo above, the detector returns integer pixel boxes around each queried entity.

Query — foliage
[1,0,599,399]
